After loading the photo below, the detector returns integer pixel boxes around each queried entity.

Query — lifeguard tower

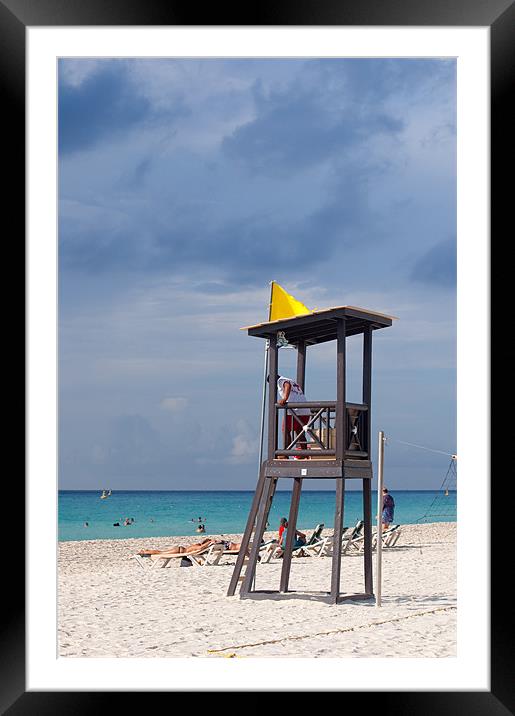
[227,302,394,603]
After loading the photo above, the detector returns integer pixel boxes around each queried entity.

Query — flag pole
[251,281,274,589]
[251,282,274,592]
[256,281,274,487]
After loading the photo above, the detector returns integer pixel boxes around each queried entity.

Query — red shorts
[284,414,310,432]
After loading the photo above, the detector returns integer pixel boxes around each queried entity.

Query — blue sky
[58,58,456,490]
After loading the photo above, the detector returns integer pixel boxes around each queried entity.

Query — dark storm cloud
[411,238,456,287]
[221,58,455,177]
[222,78,403,176]
[324,58,455,103]
[58,61,188,155]
[59,169,366,285]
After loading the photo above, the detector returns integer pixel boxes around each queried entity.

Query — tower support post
[279,477,302,592]
[363,477,373,595]
[330,478,345,603]
[330,318,346,603]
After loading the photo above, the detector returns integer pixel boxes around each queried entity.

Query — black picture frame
[7,0,510,710]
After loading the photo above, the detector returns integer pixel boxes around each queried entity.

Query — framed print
[6,0,511,710]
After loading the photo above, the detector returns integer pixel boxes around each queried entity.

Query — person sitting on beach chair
[273,523,307,558]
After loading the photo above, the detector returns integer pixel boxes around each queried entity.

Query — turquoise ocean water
[59,490,456,542]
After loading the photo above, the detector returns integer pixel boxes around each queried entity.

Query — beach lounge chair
[130,542,226,569]
[187,543,227,566]
[260,523,326,561]
[132,538,278,570]
[248,538,288,564]
[219,538,277,561]
[293,523,325,556]
[347,524,402,553]
[315,519,365,557]
[258,542,280,563]
[378,524,402,548]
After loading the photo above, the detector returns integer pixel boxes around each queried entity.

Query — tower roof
[242,305,395,345]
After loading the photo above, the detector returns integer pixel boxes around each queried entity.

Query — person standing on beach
[382,488,395,529]
[272,375,311,455]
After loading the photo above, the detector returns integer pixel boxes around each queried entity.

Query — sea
[58,490,457,542]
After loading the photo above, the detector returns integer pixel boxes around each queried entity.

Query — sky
[58,58,456,491]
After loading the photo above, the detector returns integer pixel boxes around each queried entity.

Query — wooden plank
[242,305,396,332]
[303,323,380,344]
[343,306,395,324]
[275,449,336,457]
[330,478,345,603]
[363,477,373,595]
[343,465,374,479]
[337,593,375,603]
[265,464,344,479]
[362,325,373,594]
[267,335,278,461]
[336,318,346,461]
[277,401,336,408]
[363,325,372,457]
[280,477,302,593]
[296,340,306,391]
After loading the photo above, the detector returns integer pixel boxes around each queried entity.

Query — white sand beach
[58,522,456,658]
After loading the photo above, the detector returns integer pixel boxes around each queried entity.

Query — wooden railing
[274,401,368,459]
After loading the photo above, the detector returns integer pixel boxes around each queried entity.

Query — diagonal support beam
[280,477,303,592]
[227,465,267,596]
[240,477,277,596]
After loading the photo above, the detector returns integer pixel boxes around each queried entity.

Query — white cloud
[160,397,189,411]
[226,419,257,465]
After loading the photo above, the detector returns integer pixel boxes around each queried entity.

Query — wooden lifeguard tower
[227,304,394,603]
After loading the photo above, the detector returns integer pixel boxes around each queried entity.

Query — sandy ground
[58,522,456,658]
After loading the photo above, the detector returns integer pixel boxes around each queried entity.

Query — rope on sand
[207,605,456,655]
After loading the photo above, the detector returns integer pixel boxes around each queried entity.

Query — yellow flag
[269,282,311,321]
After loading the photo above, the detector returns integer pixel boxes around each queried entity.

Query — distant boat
[100,490,109,499]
